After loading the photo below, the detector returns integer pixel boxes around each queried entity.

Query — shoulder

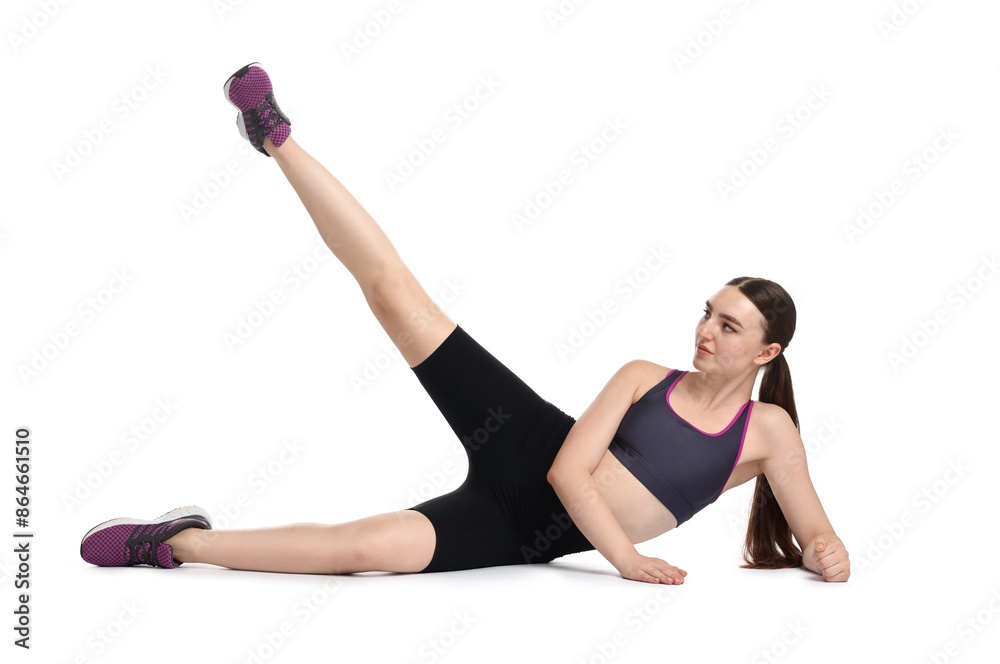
[621,360,675,404]
[753,402,796,433]
[750,400,785,425]
[751,402,804,459]
[734,403,804,479]
[624,359,673,377]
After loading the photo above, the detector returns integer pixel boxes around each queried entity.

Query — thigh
[340,510,438,574]
[519,484,597,565]
[407,480,525,573]
[410,324,550,475]
[363,268,458,369]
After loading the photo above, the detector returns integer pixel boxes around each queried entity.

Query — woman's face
[693,286,780,372]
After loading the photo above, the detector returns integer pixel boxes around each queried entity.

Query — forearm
[549,469,638,570]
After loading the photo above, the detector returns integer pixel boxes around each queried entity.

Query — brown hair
[724,276,803,570]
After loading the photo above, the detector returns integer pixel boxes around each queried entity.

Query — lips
[697,344,712,354]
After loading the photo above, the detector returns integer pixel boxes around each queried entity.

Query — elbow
[546,465,561,486]
[547,464,588,488]
[547,463,575,486]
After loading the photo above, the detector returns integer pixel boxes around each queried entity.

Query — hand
[811,536,850,582]
[616,553,687,585]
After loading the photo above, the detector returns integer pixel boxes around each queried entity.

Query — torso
[592,361,772,544]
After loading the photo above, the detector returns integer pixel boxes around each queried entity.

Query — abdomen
[592,450,679,543]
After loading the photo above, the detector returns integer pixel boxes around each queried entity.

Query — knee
[328,548,368,576]
[348,512,436,574]
[317,526,369,575]
[365,268,415,310]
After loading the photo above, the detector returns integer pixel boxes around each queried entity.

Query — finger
[647,567,670,583]
[661,568,683,583]
[821,562,843,581]
[655,570,675,584]
[645,566,673,584]
[824,568,849,582]
[818,539,841,551]
[823,559,849,579]
[815,542,842,561]
[816,555,839,576]
[640,571,661,584]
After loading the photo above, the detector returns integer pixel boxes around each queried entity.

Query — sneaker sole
[79,504,212,552]
[223,61,262,109]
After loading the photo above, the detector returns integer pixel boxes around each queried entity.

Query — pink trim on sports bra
[716,400,754,499]
[664,371,750,437]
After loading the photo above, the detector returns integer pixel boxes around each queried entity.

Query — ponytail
[740,352,803,569]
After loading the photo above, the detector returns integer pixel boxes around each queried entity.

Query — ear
[755,342,782,366]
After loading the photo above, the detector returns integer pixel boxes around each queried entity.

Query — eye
[702,308,735,332]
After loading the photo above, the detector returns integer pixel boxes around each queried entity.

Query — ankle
[263,134,291,156]
[165,527,206,563]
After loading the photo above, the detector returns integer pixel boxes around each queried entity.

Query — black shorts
[406,324,596,573]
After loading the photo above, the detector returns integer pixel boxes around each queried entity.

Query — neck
[683,367,757,412]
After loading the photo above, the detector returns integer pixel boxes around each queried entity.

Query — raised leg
[264,135,455,368]
[164,510,436,574]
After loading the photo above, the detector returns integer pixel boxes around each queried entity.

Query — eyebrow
[705,300,744,329]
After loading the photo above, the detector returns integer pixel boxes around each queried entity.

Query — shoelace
[245,92,288,139]
[123,524,168,567]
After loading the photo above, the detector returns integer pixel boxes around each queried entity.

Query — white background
[3,0,999,662]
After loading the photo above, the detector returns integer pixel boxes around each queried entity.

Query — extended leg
[163,510,436,574]
[264,135,455,368]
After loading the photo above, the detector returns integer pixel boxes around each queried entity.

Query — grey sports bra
[607,370,754,527]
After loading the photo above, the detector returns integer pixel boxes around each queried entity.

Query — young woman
[79,63,850,585]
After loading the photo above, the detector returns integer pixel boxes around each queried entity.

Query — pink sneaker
[223,62,291,157]
[80,505,211,568]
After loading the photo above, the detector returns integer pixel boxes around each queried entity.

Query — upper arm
[546,360,658,481]
[757,408,835,547]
